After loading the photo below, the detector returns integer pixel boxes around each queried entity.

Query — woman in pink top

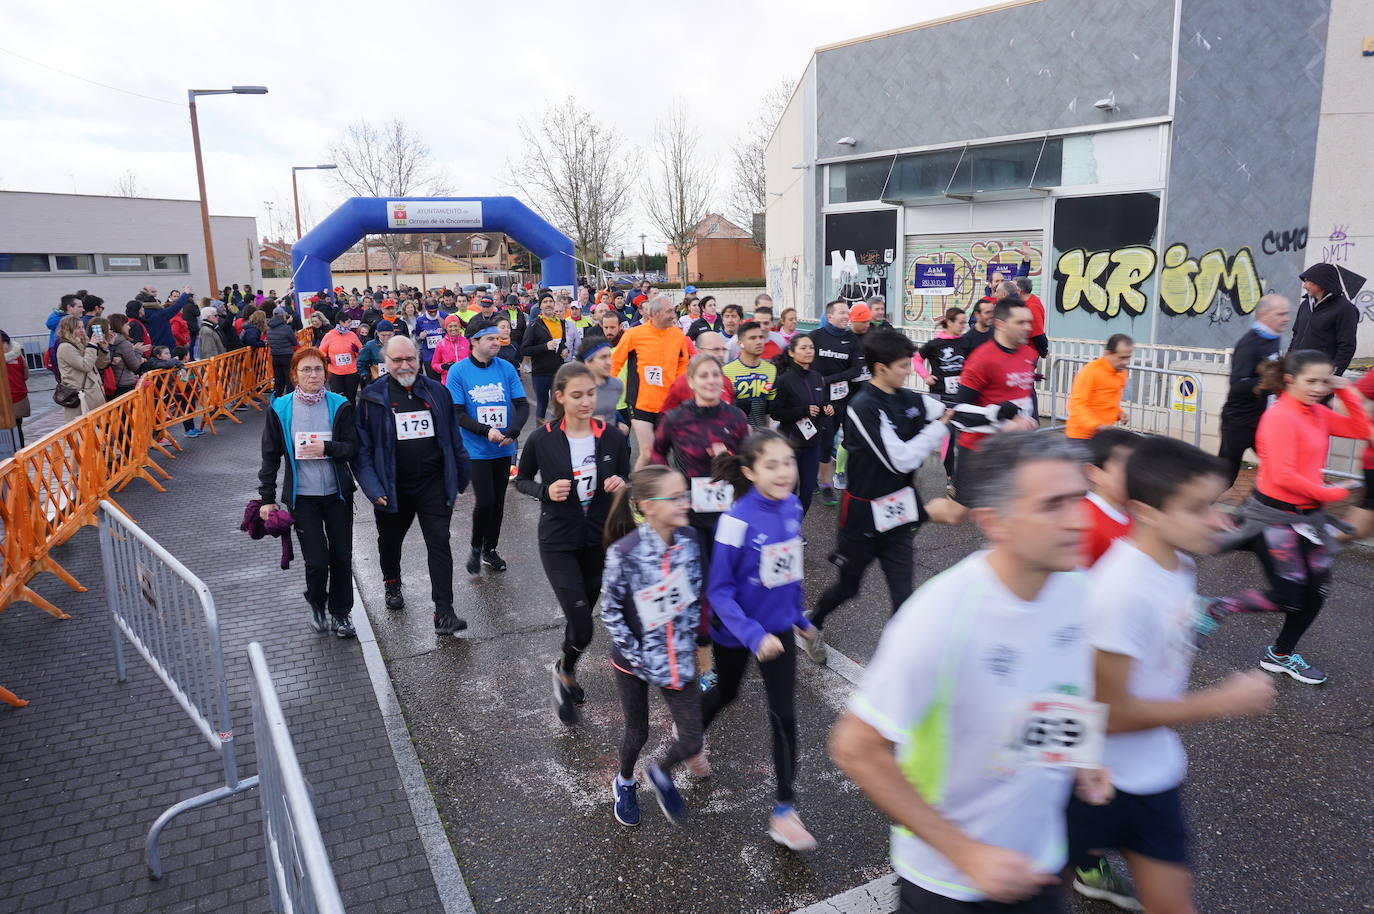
[430,315,470,384]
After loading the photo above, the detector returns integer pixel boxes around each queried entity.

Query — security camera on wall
[1094,93,1117,111]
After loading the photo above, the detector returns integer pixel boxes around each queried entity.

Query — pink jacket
[431,334,471,384]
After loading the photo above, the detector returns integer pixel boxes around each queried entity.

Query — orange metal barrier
[0,329,309,706]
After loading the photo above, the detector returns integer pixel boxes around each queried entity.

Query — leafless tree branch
[729,80,795,249]
[644,98,714,284]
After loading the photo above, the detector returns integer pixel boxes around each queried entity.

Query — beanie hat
[848,302,873,322]
[375,320,395,332]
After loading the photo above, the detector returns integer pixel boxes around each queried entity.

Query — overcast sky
[1,0,989,255]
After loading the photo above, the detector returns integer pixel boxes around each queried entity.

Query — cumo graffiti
[1053,243,1263,319]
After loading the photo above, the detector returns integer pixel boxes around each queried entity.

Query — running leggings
[540,546,603,674]
[811,527,916,629]
[468,457,511,550]
[702,634,798,804]
[613,669,703,780]
[531,374,555,422]
[794,445,821,516]
[1250,525,1332,654]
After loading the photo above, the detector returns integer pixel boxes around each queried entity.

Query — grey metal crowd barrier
[248,642,346,914]
[1043,356,1204,447]
[97,499,258,878]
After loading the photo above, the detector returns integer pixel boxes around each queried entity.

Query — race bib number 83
[1017,693,1107,769]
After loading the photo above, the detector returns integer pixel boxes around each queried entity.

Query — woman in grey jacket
[106,314,145,396]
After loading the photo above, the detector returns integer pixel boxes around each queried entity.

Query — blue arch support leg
[290,196,575,299]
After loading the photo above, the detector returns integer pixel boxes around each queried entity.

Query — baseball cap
[848,302,873,322]
[471,325,501,340]
[684,285,697,294]
[375,320,395,332]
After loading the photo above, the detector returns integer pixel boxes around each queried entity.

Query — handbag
[101,364,118,397]
[53,382,81,408]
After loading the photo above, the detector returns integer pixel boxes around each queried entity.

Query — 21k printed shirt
[723,358,777,428]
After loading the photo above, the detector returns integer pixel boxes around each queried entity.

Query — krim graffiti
[1054,246,1157,318]
[903,239,1043,324]
[1157,244,1263,316]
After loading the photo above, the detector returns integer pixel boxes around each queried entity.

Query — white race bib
[796,418,818,440]
[332,352,353,367]
[293,430,331,459]
[872,487,918,532]
[394,410,435,440]
[690,477,734,513]
[644,365,664,387]
[829,381,849,400]
[633,567,692,630]
[943,376,961,395]
[573,463,597,504]
[476,404,508,428]
[1016,693,1107,769]
[759,538,803,589]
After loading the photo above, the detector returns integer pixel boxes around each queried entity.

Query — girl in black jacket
[769,335,833,515]
[515,362,631,724]
[521,293,569,421]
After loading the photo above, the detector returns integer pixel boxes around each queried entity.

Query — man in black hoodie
[1288,262,1359,375]
[1218,294,1291,487]
[809,299,864,505]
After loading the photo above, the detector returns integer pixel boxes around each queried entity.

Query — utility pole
[639,233,647,282]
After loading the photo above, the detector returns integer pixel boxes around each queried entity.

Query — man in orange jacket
[610,293,691,467]
[1066,333,1133,439]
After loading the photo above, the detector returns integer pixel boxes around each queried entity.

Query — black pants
[702,635,798,804]
[942,426,959,480]
[898,880,1063,913]
[375,477,454,611]
[293,493,354,617]
[271,353,293,398]
[328,372,358,402]
[1218,420,1258,488]
[1248,526,1332,654]
[531,373,555,422]
[468,457,512,550]
[812,527,917,628]
[614,669,703,780]
[795,444,821,516]
[541,546,603,674]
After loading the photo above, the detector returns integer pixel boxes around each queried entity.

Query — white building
[0,191,258,334]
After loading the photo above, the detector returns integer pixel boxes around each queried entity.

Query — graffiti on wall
[767,254,804,315]
[1261,225,1308,254]
[1323,224,1355,263]
[902,238,1044,324]
[1054,246,1158,318]
[825,210,898,308]
[1157,244,1263,316]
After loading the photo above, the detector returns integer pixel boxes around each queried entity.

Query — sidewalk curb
[351,580,477,914]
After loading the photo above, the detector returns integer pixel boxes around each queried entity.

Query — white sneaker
[768,808,818,852]
[802,625,828,664]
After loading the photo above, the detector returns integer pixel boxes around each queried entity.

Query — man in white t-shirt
[1069,435,1275,913]
[831,432,1112,912]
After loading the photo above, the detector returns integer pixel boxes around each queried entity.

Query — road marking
[791,875,898,914]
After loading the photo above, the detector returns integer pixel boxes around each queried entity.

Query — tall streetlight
[188,86,268,297]
[639,233,647,282]
[292,164,337,240]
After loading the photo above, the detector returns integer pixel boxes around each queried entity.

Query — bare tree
[112,170,141,197]
[644,99,714,285]
[508,96,639,281]
[328,118,451,287]
[728,80,796,249]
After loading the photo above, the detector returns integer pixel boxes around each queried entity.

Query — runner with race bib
[515,363,630,725]
[768,333,833,516]
[704,430,824,853]
[447,325,530,577]
[807,330,959,663]
[916,306,971,486]
[599,466,707,828]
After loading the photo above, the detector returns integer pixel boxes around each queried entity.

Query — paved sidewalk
[0,411,448,914]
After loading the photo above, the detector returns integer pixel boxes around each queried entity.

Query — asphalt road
[353,448,1374,913]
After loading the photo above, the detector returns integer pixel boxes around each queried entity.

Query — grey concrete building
[0,191,258,335]
[766,0,1371,352]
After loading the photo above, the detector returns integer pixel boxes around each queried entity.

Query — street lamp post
[188,86,267,298]
[291,164,337,240]
[639,233,646,282]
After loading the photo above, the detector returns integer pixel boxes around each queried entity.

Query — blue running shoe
[1260,647,1328,685]
[646,763,687,825]
[184,428,205,439]
[612,778,640,827]
[699,670,717,694]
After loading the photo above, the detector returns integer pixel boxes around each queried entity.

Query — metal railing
[9,332,54,390]
[896,325,1232,375]
[1043,357,1204,447]
[248,642,347,914]
[97,499,259,878]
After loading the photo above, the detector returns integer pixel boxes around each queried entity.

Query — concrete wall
[813,0,1175,159]
[1156,0,1329,349]
[0,192,257,334]
[1308,0,1374,360]
[764,61,815,321]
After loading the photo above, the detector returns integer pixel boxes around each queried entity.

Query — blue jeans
[795,445,821,516]
[531,373,555,422]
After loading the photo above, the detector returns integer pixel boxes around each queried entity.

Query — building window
[0,253,51,273]
[709,222,720,234]
[151,254,187,272]
[828,159,892,203]
[102,254,149,272]
[831,137,1065,203]
[54,254,94,272]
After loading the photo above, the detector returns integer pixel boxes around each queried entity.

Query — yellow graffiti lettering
[1159,243,1262,316]
[1054,246,1155,318]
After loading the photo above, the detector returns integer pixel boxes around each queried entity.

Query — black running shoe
[330,615,357,639]
[434,610,468,636]
[481,549,507,572]
[465,548,481,575]
[308,606,328,633]
[384,579,404,610]
[552,660,577,723]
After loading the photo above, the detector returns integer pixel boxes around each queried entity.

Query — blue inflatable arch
[290,196,576,299]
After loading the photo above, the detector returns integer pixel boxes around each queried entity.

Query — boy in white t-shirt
[1071,436,1276,913]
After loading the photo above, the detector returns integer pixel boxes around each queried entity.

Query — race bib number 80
[872,487,918,533]
[759,538,803,589]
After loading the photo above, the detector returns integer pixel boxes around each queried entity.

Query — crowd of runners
[236,260,1374,913]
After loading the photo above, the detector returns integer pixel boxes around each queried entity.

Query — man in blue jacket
[354,336,471,635]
